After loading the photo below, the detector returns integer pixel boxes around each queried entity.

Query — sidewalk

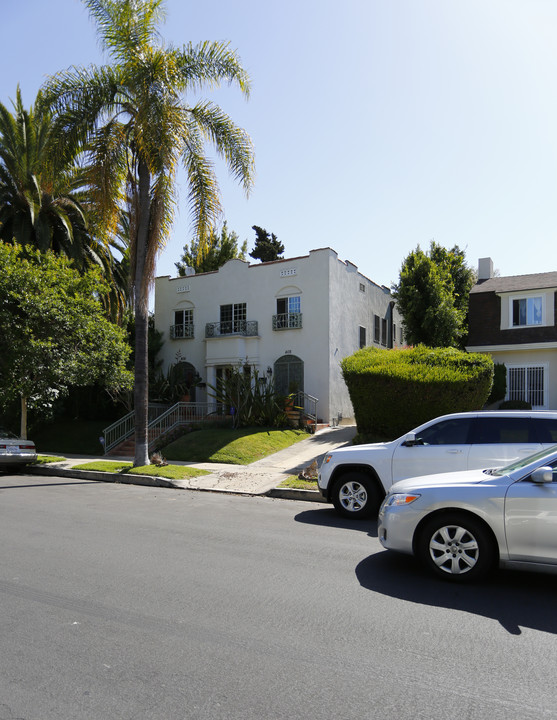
[28,425,357,502]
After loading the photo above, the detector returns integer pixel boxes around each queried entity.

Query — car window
[416,418,473,445]
[533,418,557,444]
[470,417,535,444]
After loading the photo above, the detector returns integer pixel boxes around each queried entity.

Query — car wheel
[417,513,495,582]
[332,472,380,519]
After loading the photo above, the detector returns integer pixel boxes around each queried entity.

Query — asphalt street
[2,472,557,720]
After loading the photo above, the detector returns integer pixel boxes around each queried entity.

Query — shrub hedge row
[341,345,494,437]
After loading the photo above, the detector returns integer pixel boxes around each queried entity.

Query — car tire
[417,513,496,582]
[331,472,380,519]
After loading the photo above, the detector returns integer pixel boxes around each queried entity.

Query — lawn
[163,427,308,465]
[72,460,210,480]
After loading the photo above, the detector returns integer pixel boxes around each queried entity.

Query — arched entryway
[172,361,198,401]
[274,355,304,396]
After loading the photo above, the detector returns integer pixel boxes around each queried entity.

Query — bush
[341,345,494,437]
[487,363,507,405]
[498,399,532,410]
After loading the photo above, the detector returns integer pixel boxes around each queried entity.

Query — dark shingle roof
[470,271,557,294]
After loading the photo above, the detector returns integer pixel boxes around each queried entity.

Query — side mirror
[402,432,417,447]
[531,466,554,484]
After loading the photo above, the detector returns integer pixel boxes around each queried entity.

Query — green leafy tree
[249,225,284,262]
[0,88,130,324]
[43,0,255,465]
[392,241,475,348]
[176,221,247,274]
[0,243,133,438]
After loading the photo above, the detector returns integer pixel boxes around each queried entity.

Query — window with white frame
[172,308,193,338]
[507,364,547,408]
[510,296,544,327]
[275,296,302,329]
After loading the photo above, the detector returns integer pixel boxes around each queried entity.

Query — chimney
[478,257,493,281]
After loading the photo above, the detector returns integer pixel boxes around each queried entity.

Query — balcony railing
[272,312,303,330]
[205,320,258,337]
[170,324,194,339]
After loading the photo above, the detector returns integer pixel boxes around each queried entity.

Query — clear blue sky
[3,0,556,288]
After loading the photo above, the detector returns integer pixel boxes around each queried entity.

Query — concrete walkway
[29,425,357,501]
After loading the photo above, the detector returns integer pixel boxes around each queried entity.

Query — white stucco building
[154,247,403,424]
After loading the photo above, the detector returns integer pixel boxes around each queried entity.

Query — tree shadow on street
[356,550,557,636]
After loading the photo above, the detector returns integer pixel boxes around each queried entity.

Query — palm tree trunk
[133,159,152,467]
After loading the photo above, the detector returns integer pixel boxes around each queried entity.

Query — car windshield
[490,443,557,476]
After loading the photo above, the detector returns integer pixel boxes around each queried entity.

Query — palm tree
[0,88,102,269]
[43,0,255,465]
[0,87,130,321]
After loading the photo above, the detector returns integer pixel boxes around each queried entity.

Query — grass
[163,427,308,465]
[35,455,66,464]
[278,475,319,491]
[72,460,210,480]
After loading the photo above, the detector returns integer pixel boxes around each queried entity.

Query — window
[511,296,543,327]
[172,309,193,338]
[359,283,366,293]
[359,326,366,349]
[220,303,246,334]
[374,315,380,343]
[275,296,302,329]
[507,365,546,408]
[417,418,473,445]
[471,417,535,444]
[381,318,387,346]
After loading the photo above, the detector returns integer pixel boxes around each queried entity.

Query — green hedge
[341,345,494,437]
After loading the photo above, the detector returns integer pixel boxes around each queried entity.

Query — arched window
[274,355,304,396]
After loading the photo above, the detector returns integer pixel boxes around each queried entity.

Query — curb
[27,464,325,502]
[28,464,178,489]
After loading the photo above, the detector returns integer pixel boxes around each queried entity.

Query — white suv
[318,411,557,519]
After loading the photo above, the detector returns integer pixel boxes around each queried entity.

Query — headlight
[385,493,421,507]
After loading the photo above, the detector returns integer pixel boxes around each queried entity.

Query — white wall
[154,247,401,423]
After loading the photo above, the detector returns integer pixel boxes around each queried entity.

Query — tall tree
[175,221,247,274]
[0,88,129,323]
[392,241,475,348]
[249,225,284,262]
[0,242,132,438]
[43,0,255,465]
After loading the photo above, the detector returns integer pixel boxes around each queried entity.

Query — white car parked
[378,444,557,582]
[317,411,557,519]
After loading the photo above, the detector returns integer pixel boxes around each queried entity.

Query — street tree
[0,242,133,438]
[43,0,255,465]
[392,241,475,348]
[175,222,247,274]
[249,225,284,262]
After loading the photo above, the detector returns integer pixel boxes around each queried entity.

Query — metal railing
[205,320,258,337]
[170,324,194,339]
[272,312,303,330]
[103,404,169,453]
[103,402,224,453]
[289,391,318,432]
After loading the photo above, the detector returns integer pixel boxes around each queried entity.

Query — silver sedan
[378,444,557,582]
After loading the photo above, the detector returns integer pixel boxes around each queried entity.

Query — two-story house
[154,247,403,425]
[466,257,557,409]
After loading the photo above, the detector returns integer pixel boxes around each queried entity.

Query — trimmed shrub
[341,345,494,437]
[498,399,532,410]
[487,363,507,405]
